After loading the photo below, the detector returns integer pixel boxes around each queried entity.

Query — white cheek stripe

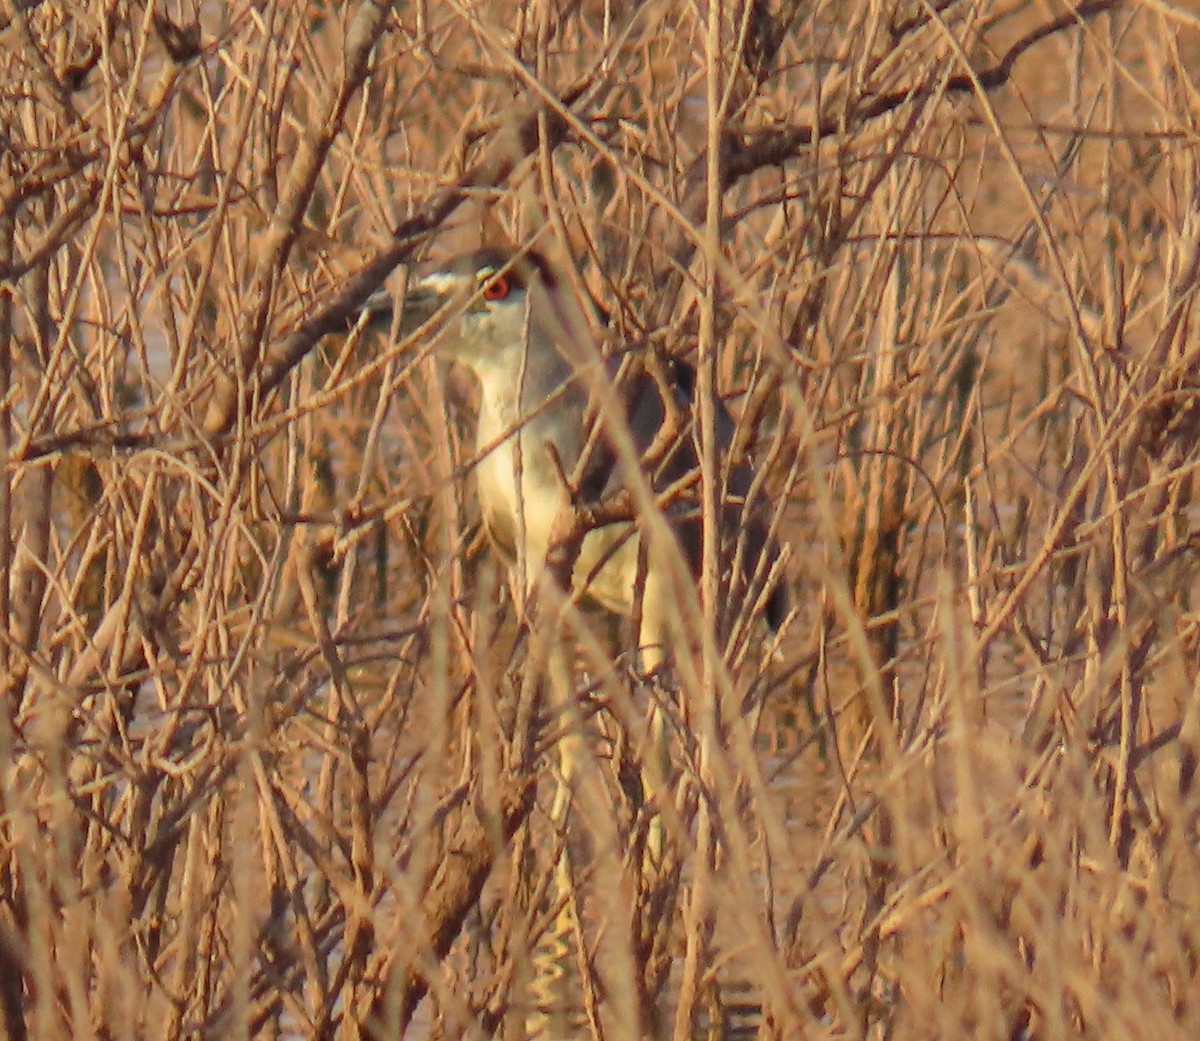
[416,272,470,294]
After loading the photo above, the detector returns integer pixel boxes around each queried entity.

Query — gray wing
[580,355,786,630]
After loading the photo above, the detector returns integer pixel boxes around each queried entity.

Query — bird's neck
[475,347,580,428]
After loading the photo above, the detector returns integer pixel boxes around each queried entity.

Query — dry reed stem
[2,2,1199,1039]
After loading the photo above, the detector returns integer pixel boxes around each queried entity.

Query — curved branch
[202,82,584,438]
[724,0,1123,188]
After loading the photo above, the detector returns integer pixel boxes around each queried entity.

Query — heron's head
[399,248,566,375]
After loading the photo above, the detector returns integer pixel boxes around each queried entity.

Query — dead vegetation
[2,1,1200,1039]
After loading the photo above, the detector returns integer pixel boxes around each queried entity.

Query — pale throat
[470,355,575,577]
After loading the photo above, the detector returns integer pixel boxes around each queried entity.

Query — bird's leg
[635,603,674,876]
[526,486,593,1039]
[623,592,687,1031]
[526,630,583,1040]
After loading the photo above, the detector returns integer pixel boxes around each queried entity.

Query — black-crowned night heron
[369,245,787,1033]
[375,246,787,661]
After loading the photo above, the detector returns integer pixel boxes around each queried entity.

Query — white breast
[474,392,566,583]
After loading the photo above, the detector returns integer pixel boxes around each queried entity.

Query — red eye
[482,274,511,301]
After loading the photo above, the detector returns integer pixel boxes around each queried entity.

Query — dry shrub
[1,1,1198,1039]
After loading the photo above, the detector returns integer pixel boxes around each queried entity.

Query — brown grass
[2,1,1199,1039]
